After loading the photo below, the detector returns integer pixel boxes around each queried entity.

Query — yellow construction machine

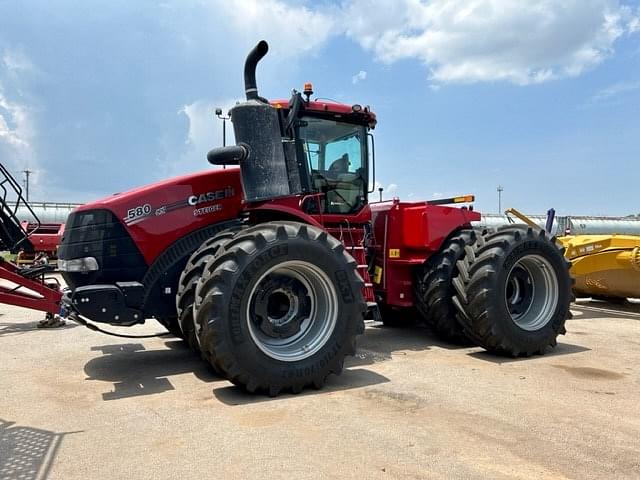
[560,235,640,301]
[504,209,640,301]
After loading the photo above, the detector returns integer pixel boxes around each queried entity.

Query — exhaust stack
[244,40,269,101]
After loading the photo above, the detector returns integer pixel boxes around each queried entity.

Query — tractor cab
[271,94,376,215]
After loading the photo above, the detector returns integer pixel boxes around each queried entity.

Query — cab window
[299,117,367,214]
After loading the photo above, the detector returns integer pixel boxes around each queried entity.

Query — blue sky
[0,0,639,216]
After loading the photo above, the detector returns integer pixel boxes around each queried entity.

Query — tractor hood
[64,167,244,266]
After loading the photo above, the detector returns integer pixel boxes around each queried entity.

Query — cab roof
[270,99,377,129]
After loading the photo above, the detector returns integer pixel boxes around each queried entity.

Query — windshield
[298,117,367,214]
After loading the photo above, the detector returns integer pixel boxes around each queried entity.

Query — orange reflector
[453,195,475,203]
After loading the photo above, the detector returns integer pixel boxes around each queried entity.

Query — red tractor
[54,41,571,395]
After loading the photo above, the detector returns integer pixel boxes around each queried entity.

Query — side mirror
[367,133,376,193]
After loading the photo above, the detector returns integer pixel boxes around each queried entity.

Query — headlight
[58,257,99,272]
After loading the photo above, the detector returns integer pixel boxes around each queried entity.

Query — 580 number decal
[125,204,151,223]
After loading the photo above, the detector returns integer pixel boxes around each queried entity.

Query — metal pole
[22,169,33,201]
[216,108,230,169]
[378,187,383,202]
[497,185,503,214]
[222,118,226,147]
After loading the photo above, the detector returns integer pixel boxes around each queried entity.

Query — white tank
[474,214,562,235]
[9,201,79,224]
[567,217,640,235]
[474,214,640,236]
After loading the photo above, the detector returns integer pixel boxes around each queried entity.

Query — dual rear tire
[416,226,571,356]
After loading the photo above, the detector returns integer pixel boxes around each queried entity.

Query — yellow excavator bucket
[559,235,640,299]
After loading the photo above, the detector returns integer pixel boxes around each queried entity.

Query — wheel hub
[246,260,338,362]
[506,266,534,317]
[505,254,559,331]
[253,275,311,339]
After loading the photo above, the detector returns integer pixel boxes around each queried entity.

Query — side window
[304,141,321,170]
[324,135,362,174]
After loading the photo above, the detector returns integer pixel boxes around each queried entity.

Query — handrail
[0,163,41,252]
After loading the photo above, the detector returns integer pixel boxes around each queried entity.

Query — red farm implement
[0,164,63,318]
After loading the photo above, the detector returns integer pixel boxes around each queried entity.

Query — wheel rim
[505,254,559,331]
[247,260,338,362]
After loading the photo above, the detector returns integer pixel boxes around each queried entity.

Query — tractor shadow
[213,321,463,406]
[84,322,585,404]
[364,310,593,366]
[360,319,591,369]
[213,368,390,406]
[466,342,590,365]
[349,320,472,367]
[83,340,222,401]
[0,418,81,480]
[361,321,590,365]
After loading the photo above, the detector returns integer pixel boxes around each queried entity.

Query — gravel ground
[1,302,639,479]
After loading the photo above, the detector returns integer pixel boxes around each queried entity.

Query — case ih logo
[188,186,235,206]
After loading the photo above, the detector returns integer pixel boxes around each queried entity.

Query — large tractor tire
[415,229,476,344]
[176,223,243,351]
[194,221,366,395]
[452,226,571,356]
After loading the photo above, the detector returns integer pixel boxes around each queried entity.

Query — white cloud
[0,46,47,201]
[386,183,398,195]
[0,49,35,156]
[629,7,640,32]
[0,48,41,192]
[168,98,238,177]
[352,70,367,84]
[590,80,640,103]
[0,94,30,149]
[372,181,399,200]
[0,87,36,172]
[343,0,640,85]
[155,0,337,176]
[0,87,41,198]
[2,49,35,74]
[209,0,334,58]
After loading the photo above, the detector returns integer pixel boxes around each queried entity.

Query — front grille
[58,209,148,289]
